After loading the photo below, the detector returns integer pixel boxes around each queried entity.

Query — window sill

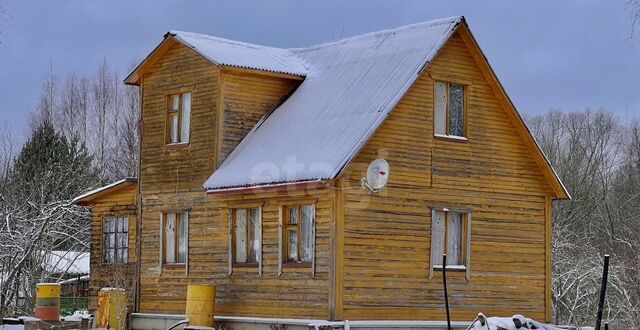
[233,262,259,268]
[434,134,468,143]
[433,265,467,272]
[163,263,186,269]
[282,261,312,269]
[100,262,130,266]
[165,142,189,148]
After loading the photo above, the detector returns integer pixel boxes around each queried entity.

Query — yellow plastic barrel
[35,283,60,321]
[185,284,216,327]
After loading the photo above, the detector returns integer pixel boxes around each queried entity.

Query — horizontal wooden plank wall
[218,70,299,164]
[137,42,328,318]
[337,31,554,321]
[87,184,137,312]
[207,188,331,319]
[138,41,219,314]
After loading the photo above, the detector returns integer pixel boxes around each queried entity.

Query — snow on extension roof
[169,31,309,76]
[204,16,462,190]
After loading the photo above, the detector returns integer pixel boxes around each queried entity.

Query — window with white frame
[166,92,192,144]
[103,216,128,264]
[162,212,188,265]
[231,207,262,266]
[430,207,471,279]
[434,81,466,138]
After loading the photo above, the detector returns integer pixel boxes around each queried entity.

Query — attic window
[434,82,466,138]
[166,92,192,144]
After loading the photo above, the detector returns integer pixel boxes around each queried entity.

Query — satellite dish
[361,158,390,193]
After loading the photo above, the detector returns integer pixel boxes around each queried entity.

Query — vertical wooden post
[595,254,610,330]
[442,254,451,330]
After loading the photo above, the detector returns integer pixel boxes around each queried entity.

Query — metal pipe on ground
[442,254,452,330]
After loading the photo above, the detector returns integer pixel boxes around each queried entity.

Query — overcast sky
[1,0,639,141]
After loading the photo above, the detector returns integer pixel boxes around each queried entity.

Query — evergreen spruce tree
[12,120,98,204]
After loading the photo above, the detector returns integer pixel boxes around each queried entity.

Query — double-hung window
[103,216,128,264]
[280,204,315,270]
[166,92,192,144]
[434,81,466,138]
[430,207,471,280]
[231,207,262,266]
[162,212,188,265]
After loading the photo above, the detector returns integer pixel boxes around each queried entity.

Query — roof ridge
[169,30,290,52]
[291,16,463,53]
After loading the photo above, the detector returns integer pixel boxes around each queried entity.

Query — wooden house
[73,178,138,313]
[78,16,569,328]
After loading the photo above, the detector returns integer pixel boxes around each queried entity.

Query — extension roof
[72,178,138,206]
[127,16,570,199]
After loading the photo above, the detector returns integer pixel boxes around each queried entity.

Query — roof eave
[73,177,138,206]
[205,179,327,195]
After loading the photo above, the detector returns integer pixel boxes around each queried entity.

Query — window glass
[171,95,180,112]
[165,213,176,263]
[447,212,463,265]
[178,212,188,263]
[170,115,179,143]
[301,205,314,262]
[249,208,260,263]
[434,82,447,135]
[180,93,191,143]
[103,217,128,264]
[288,207,298,225]
[288,231,298,261]
[235,209,247,263]
[432,211,445,266]
[448,84,464,137]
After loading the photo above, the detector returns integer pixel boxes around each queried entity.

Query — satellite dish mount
[361,158,390,193]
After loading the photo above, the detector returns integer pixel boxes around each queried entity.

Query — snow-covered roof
[204,16,462,190]
[73,177,137,205]
[44,251,90,275]
[170,31,309,76]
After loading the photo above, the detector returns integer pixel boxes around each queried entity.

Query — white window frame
[429,206,471,281]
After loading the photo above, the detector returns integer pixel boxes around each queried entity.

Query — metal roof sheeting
[203,17,462,190]
[170,31,309,76]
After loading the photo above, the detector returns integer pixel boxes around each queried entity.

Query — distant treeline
[529,110,640,327]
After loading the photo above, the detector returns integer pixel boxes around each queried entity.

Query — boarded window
[163,212,188,264]
[430,208,471,280]
[102,216,128,264]
[166,92,192,144]
[434,82,465,137]
[231,207,261,265]
[282,204,315,265]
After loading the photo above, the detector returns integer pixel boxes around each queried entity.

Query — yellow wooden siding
[137,41,327,318]
[138,41,219,314]
[337,31,553,321]
[218,70,298,164]
[87,184,137,312]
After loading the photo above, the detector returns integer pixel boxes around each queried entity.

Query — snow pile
[471,314,563,330]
